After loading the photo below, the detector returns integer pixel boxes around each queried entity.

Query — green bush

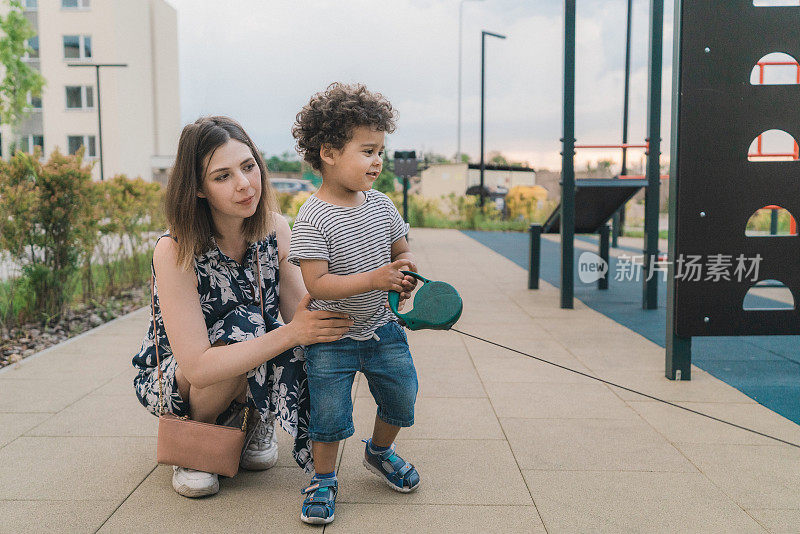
[92,175,163,297]
[0,150,163,328]
[382,192,556,232]
[0,149,95,324]
[0,275,34,327]
[276,191,312,221]
[746,209,793,234]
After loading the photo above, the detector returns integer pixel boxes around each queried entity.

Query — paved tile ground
[465,229,800,429]
[1,228,798,533]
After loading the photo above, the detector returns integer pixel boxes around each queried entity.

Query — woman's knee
[178,367,246,409]
[174,365,191,402]
[193,374,246,400]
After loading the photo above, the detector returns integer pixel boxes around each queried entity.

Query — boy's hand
[370,259,415,293]
[395,271,418,310]
[376,262,418,311]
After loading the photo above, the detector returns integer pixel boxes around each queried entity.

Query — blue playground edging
[462,230,800,425]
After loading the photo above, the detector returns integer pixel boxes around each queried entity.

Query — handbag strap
[151,241,265,428]
[151,273,167,416]
[253,246,265,319]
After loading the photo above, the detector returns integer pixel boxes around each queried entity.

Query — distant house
[535,169,669,208]
[419,163,536,199]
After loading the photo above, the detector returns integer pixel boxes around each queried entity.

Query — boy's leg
[311,440,340,475]
[361,322,420,492]
[371,415,400,448]
[305,337,359,455]
[301,337,359,524]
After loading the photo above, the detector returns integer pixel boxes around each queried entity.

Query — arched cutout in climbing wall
[743,279,796,310]
[745,205,798,236]
[753,0,800,6]
[748,129,799,161]
[750,52,799,85]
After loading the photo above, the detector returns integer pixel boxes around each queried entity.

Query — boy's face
[324,125,385,192]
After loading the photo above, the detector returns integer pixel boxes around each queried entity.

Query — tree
[0,0,45,150]
[373,168,397,193]
[597,159,614,176]
[262,150,302,173]
[488,150,529,168]
[373,152,398,193]
[422,151,450,165]
[488,151,509,166]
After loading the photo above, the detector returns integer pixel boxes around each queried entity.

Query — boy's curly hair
[292,83,397,171]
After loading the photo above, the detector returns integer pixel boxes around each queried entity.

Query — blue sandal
[362,439,421,493]
[300,476,337,525]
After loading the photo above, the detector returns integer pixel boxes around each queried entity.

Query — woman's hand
[287,294,353,345]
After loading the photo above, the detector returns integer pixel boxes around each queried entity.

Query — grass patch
[0,250,151,328]
[620,229,670,240]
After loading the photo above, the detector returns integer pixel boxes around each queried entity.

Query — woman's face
[198,139,262,222]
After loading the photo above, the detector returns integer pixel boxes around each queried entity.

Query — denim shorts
[304,321,418,442]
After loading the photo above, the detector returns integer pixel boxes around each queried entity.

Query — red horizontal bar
[748,153,798,158]
[618,174,669,180]
[757,61,799,67]
[575,144,649,149]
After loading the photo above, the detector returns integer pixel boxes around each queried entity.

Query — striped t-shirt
[288,189,410,340]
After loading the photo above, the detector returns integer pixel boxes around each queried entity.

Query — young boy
[288,83,420,525]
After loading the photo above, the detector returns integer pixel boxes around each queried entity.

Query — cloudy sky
[165,0,677,171]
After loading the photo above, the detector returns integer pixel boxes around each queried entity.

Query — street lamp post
[457,0,484,163]
[480,30,506,209]
[67,63,127,181]
[612,0,634,247]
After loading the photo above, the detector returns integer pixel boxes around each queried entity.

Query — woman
[132,116,352,498]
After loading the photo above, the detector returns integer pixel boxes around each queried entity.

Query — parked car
[270,178,316,194]
[466,185,508,212]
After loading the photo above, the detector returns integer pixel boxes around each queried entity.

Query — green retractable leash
[387,271,800,450]
[388,271,463,331]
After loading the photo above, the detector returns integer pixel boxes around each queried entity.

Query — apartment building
[0,0,180,182]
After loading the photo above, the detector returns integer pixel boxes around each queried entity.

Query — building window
[25,36,39,59]
[20,135,44,154]
[65,85,94,109]
[63,35,91,60]
[62,0,90,8]
[24,0,37,10]
[27,92,42,110]
[67,135,96,157]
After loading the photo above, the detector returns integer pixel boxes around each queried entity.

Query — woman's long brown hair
[164,116,279,269]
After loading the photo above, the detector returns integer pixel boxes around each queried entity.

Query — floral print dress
[132,233,313,472]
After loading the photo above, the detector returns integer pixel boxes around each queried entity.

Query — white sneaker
[172,466,219,498]
[240,413,278,471]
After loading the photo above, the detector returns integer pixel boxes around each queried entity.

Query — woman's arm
[273,212,305,324]
[153,237,352,389]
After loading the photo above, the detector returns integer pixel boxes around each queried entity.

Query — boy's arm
[391,236,416,268]
[299,258,414,301]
